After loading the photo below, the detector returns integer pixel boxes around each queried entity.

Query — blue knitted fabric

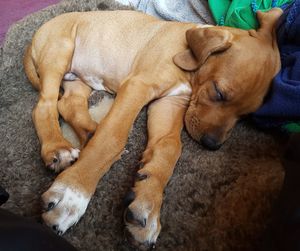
[253,0,300,132]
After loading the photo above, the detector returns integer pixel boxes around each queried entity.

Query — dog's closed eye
[212,81,226,102]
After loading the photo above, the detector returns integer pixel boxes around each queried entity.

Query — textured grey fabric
[116,0,214,24]
[0,0,284,250]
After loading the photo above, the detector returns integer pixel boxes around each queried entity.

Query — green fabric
[283,122,300,133]
[208,0,294,30]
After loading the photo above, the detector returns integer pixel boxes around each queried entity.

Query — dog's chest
[165,83,192,97]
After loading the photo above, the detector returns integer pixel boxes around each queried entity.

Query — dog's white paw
[42,182,90,234]
[45,148,80,172]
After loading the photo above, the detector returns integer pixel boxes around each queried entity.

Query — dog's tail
[23,44,40,90]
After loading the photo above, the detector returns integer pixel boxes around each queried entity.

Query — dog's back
[24,10,191,92]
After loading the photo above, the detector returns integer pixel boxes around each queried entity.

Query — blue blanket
[253,0,300,132]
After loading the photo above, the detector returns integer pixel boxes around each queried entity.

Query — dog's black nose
[200,134,222,151]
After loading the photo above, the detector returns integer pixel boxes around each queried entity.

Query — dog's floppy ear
[172,49,198,71]
[256,8,283,40]
[173,28,233,71]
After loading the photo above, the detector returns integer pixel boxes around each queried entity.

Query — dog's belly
[68,37,133,93]
[64,11,164,93]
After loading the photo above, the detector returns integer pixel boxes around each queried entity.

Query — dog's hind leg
[58,80,97,148]
[123,96,188,249]
[32,38,79,172]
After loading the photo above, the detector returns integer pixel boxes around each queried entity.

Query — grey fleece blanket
[116,0,214,24]
[0,0,284,250]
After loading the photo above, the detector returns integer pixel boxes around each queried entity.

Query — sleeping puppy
[23,8,282,250]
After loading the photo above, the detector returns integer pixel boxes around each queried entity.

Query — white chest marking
[197,24,214,28]
[166,83,192,97]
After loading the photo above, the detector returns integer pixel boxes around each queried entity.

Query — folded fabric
[115,0,214,24]
[208,0,294,29]
[253,1,300,132]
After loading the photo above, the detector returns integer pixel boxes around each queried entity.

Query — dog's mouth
[200,134,223,150]
[184,117,224,150]
[184,108,235,150]
[185,122,231,151]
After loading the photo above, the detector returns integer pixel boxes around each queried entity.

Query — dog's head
[173,8,282,150]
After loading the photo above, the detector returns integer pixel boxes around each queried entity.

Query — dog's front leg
[124,96,188,249]
[41,78,156,234]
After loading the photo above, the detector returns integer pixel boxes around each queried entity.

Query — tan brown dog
[24,9,282,250]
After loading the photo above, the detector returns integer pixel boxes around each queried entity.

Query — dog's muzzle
[200,134,222,151]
